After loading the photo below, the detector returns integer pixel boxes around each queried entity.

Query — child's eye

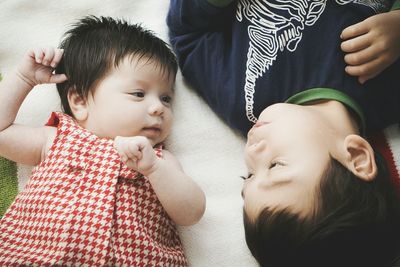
[161,95,172,104]
[269,161,284,169]
[240,173,253,180]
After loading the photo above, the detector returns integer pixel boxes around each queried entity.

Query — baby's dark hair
[55,15,178,116]
[243,152,400,267]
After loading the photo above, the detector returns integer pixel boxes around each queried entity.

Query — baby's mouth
[142,126,162,137]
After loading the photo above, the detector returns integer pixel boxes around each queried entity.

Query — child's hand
[340,10,400,84]
[114,136,158,176]
[17,47,67,88]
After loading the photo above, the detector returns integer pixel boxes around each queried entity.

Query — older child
[0,16,205,266]
[167,0,400,266]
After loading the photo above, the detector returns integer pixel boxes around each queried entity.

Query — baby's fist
[114,136,158,176]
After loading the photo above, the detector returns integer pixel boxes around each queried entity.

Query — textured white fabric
[0,1,398,266]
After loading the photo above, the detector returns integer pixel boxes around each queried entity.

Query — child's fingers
[344,45,377,66]
[340,20,369,40]
[345,57,384,80]
[341,33,371,53]
[358,74,374,85]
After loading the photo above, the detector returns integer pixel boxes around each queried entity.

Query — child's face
[242,103,345,220]
[80,56,174,146]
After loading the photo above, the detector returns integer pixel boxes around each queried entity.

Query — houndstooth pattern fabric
[0,112,187,266]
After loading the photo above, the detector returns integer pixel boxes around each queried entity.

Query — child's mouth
[252,121,269,128]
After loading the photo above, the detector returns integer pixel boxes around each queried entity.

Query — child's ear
[343,135,377,181]
[67,90,88,122]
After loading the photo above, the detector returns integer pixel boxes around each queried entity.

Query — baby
[0,16,205,266]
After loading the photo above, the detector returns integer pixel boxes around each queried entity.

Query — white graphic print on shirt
[237,0,390,123]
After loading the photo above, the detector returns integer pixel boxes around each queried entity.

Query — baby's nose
[149,100,164,116]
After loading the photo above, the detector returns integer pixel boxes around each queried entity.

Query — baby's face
[80,56,174,146]
[242,103,339,220]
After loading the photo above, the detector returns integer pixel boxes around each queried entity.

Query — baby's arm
[340,9,400,84]
[0,48,67,165]
[114,136,206,226]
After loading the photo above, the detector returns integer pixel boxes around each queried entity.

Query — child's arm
[167,0,237,111]
[114,136,206,226]
[0,48,67,165]
[167,0,236,62]
[340,8,400,84]
[167,0,235,35]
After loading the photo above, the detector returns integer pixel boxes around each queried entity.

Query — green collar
[285,88,366,135]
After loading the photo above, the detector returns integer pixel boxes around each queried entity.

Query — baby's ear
[67,89,88,122]
[343,135,377,181]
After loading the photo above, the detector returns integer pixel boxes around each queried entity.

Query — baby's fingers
[114,137,130,159]
[114,136,142,161]
[42,47,55,66]
[117,149,132,163]
[48,73,68,84]
[50,49,64,68]
[122,145,136,160]
[32,47,45,64]
[31,47,62,67]
[125,158,138,170]
[127,142,143,160]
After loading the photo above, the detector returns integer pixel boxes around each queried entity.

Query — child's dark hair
[55,15,178,116]
[243,152,400,267]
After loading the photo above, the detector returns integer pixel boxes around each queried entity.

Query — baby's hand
[114,136,158,176]
[340,10,400,84]
[17,47,67,88]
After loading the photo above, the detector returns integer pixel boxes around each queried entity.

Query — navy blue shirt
[167,0,400,136]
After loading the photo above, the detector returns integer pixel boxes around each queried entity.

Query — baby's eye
[240,173,253,180]
[130,91,145,98]
[161,95,172,104]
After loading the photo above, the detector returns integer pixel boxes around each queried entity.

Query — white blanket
[0,1,398,266]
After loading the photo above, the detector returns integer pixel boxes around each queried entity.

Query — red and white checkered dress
[0,112,187,266]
